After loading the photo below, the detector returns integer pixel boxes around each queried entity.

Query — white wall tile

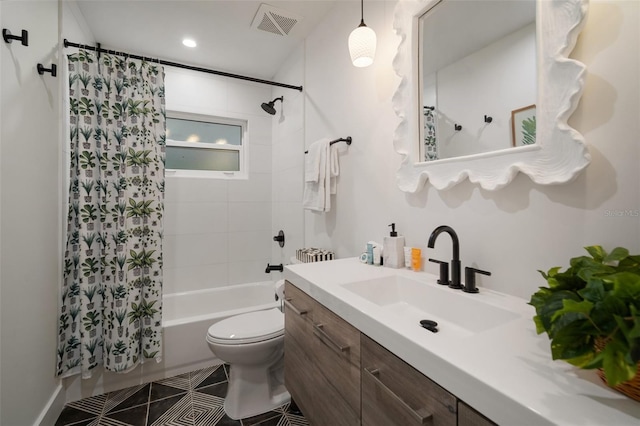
[228,202,272,232]
[249,144,273,174]
[228,260,275,285]
[165,67,228,114]
[164,233,228,268]
[228,173,272,203]
[163,263,229,294]
[274,166,303,203]
[165,176,228,204]
[164,202,228,235]
[248,116,273,146]
[228,230,272,261]
[226,80,272,115]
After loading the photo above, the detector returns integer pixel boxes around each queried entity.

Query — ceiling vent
[251,3,303,36]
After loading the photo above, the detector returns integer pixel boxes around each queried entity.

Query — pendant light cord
[360,0,366,27]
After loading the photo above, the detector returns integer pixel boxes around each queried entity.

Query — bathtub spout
[265,263,284,273]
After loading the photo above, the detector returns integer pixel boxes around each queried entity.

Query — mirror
[393,0,591,191]
[420,0,536,161]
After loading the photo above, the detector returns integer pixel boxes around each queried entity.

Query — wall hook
[37,63,57,77]
[2,29,28,46]
[484,115,493,124]
[454,124,462,131]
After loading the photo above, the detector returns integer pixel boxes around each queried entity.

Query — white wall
[301,0,640,301]
[271,45,305,270]
[1,1,62,424]
[163,68,275,294]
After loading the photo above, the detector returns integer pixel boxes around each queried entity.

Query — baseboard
[33,383,65,426]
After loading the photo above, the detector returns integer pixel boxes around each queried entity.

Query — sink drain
[420,319,439,333]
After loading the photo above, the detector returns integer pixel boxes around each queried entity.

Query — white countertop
[284,258,640,426]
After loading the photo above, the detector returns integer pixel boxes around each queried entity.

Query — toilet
[206,307,290,420]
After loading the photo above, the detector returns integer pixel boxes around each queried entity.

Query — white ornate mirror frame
[393,0,591,191]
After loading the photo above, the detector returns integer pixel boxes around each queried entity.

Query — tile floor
[55,364,309,426]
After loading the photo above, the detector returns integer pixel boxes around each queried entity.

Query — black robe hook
[37,63,57,77]
[2,29,28,46]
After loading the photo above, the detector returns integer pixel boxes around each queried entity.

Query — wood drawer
[284,281,361,422]
[309,298,361,415]
[285,329,359,425]
[361,334,457,426]
[458,401,497,426]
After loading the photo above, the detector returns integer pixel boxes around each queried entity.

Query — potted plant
[529,245,640,400]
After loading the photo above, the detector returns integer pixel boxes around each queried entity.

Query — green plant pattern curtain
[58,50,165,378]
[424,107,438,161]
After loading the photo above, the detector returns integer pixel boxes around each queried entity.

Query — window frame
[165,110,249,179]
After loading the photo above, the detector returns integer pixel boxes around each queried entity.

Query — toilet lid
[206,308,284,345]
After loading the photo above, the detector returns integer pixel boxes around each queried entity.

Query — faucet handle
[428,258,450,285]
[463,267,491,293]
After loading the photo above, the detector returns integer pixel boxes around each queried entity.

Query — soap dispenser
[383,223,405,269]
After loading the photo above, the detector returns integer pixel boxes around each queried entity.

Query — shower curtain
[424,107,438,161]
[57,50,165,378]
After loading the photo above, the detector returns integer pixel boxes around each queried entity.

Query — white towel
[303,139,330,211]
[303,138,342,212]
[305,138,329,183]
[329,143,339,195]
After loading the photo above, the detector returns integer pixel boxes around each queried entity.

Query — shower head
[261,96,283,115]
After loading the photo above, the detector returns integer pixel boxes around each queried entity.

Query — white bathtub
[160,281,281,374]
[65,281,281,402]
[163,281,279,327]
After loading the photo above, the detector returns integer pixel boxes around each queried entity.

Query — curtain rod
[63,39,303,92]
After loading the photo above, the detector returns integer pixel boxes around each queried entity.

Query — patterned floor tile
[147,393,194,426]
[150,382,188,402]
[192,364,228,389]
[105,384,150,413]
[55,365,309,426]
[54,405,97,426]
[194,381,229,399]
[102,404,149,426]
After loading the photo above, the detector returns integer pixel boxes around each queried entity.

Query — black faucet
[427,225,462,289]
[265,263,284,273]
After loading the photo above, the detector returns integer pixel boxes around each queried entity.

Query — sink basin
[341,275,520,336]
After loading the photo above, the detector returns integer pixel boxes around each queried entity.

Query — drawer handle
[312,323,350,354]
[284,298,308,316]
[364,367,433,425]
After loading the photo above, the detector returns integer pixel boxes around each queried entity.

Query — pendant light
[348,0,377,67]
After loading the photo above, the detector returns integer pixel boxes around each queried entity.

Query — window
[165,112,247,178]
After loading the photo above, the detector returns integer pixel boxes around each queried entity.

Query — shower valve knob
[273,230,285,247]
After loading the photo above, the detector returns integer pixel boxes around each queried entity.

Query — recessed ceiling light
[182,38,197,48]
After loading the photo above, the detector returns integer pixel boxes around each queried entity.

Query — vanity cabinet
[361,334,456,426]
[283,281,361,425]
[457,401,497,426]
[284,281,496,426]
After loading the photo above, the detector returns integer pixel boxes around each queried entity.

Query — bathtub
[65,281,281,402]
[160,281,281,375]
[163,281,280,327]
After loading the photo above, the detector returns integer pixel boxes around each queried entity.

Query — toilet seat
[206,308,284,345]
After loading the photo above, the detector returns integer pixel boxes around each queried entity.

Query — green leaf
[585,245,606,262]
[604,247,630,264]
[537,290,581,334]
[601,339,637,386]
[550,321,594,361]
[628,306,640,340]
[577,279,606,303]
[610,272,640,301]
[552,299,594,322]
[533,315,547,335]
